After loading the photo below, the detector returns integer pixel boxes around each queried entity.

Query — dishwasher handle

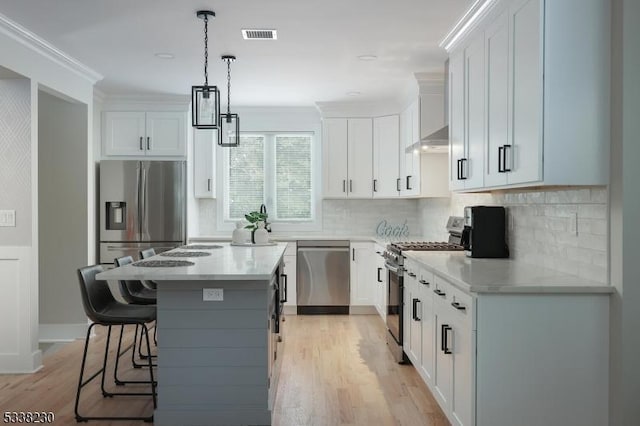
[297,247,350,253]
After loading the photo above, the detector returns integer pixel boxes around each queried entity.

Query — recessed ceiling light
[154,53,175,59]
[347,91,361,96]
[357,55,378,61]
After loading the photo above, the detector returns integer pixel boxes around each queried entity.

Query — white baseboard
[0,350,43,374]
[39,322,89,342]
[349,305,377,315]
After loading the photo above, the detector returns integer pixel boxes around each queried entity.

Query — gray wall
[38,90,88,325]
[609,0,640,423]
[0,77,31,246]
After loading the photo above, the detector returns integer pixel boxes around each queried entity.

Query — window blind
[227,135,265,219]
[275,135,312,220]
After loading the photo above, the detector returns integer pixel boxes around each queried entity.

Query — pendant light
[191,10,220,129]
[219,55,240,147]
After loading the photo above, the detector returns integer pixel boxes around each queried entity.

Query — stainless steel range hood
[406,60,449,153]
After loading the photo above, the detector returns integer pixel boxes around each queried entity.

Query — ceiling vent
[242,29,278,40]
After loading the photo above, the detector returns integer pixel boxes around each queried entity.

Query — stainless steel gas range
[383,216,465,363]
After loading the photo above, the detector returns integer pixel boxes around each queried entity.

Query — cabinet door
[419,271,435,385]
[322,119,349,198]
[406,100,421,196]
[347,118,373,198]
[484,12,510,188]
[193,129,215,198]
[350,243,374,306]
[103,111,146,156]
[373,115,400,198]
[508,0,543,185]
[451,313,473,426]
[464,35,486,190]
[399,108,411,196]
[373,247,387,320]
[433,285,453,412]
[449,51,465,191]
[282,254,297,307]
[408,270,422,364]
[146,112,187,157]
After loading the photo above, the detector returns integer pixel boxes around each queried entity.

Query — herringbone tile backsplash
[0,79,31,245]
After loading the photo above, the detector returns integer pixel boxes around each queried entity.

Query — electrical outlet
[0,210,16,227]
[203,288,223,301]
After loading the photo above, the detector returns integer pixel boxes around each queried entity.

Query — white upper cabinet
[463,35,486,190]
[508,0,542,185]
[322,118,373,198]
[400,100,421,196]
[445,0,610,191]
[347,118,374,198]
[103,111,187,158]
[322,118,349,198]
[484,11,510,187]
[193,129,216,199]
[103,112,146,156]
[373,115,400,198]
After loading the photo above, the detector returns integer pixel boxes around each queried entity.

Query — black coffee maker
[461,206,509,258]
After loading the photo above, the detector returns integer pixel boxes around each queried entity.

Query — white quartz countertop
[96,243,287,281]
[404,251,613,295]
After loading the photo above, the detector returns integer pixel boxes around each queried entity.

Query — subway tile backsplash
[418,187,609,283]
[198,187,608,283]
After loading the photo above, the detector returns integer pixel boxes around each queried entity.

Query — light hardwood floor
[0,315,448,425]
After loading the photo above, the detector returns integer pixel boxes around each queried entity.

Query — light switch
[203,288,223,301]
[0,210,16,227]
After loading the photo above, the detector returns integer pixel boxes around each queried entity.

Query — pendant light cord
[203,15,209,86]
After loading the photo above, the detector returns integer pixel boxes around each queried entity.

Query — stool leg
[114,324,157,386]
[141,322,158,409]
[74,323,97,422]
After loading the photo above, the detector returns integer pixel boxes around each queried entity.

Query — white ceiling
[0,0,469,106]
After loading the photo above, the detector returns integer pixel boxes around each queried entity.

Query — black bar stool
[114,256,157,371]
[75,265,156,422]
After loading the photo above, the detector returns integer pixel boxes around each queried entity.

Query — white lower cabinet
[403,259,609,426]
[350,242,375,308]
[282,252,297,311]
[373,244,387,321]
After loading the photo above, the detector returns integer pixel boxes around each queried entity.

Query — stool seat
[94,303,156,325]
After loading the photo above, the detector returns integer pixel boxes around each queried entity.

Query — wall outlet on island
[0,210,16,227]
[203,288,223,301]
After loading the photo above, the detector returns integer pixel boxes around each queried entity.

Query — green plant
[244,211,268,231]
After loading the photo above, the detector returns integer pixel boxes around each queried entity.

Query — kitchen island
[96,243,287,426]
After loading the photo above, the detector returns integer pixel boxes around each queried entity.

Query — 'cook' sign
[376,219,409,239]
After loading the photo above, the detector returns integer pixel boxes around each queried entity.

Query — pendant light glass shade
[191,10,220,129]
[218,55,240,146]
[218,113,240,147]
[192,85,220,128]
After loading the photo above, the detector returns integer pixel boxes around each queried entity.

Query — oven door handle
[384,262,400,274]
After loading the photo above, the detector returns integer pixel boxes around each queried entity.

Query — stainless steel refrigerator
[99,160,186,264]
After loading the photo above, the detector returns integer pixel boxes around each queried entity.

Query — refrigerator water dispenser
[106,202,126,230]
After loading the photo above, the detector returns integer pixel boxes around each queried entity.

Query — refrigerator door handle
[141,164,148,240]
[136,162,142,241]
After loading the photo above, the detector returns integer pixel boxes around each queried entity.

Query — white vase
[253,221,269,244]
[232,221,250,244]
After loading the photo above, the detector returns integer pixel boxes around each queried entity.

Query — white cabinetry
[193,130,216,198]
[103,111,186,158]
[446,0,609,191]
[349,242,374,309]
[282,243,297,312]
[449,36,485,191]
[373,115,400,197]
[399,101,421,196]
[373,244,387,320]
[322,118,373,198]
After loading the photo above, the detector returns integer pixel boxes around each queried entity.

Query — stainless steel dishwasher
[297,240,350,314]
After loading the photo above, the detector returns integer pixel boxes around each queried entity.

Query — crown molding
[0,12,103,84]
[439,0,500,52]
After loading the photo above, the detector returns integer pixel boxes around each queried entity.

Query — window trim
[216,131,321,232]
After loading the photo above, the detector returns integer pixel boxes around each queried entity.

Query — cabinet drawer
[435,275,474,329]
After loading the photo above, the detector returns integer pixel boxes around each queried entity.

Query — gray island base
[96,243,287,426]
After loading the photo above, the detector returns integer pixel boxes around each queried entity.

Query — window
[224,133,315,224]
